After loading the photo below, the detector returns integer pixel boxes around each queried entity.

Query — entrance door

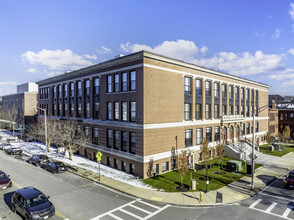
[230,126,234,143]
[236,125,240,142]
[222,127,227,144]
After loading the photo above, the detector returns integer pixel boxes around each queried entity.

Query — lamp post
[36,107,48,152]
[251,104,268,191]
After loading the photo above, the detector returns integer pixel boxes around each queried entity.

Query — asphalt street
[1,150,294,220]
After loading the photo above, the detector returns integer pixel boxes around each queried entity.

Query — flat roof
[37,50,269,89]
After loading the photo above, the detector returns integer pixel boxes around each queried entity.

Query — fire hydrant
[200,191,203,202]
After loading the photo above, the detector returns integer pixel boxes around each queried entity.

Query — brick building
[37,51,269,178]
[2,83,38,129]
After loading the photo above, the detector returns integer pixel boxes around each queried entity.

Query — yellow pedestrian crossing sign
[96,151,102,162]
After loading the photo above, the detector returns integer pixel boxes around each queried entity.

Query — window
[214,104,219,119]
[107,102,112,120]
[246,88,249,100]
[114,158,118,169]
[280,113,283,120]
[222,104,227,116]
[196,104,202,120]
[241,88,244,100]
[130,163,135,174]
[107,157,111,166]
[185,129,192,147]
[130,102,136,122]
[64,84,68,98]
[114,131,120,150]
[85,80,90,96]
[241,105,244,116]
[205,81,211,97]
[290,113,294,121]
[184,77,192,94]
[196,79,202,95]
[85,102,90,118]
[205,104,211,119]
[246,105,249,117]
[206,127,212,142]
[53,86,56,99]
[94,78,100,95]
[70,83,74,97]
[184,103,191,120]
[235,87,239,99]
[196,128,203,145]
[114,74,119,92]
[121,131,127,151]
[107,75,112,93]
[285,113,288,121]
[247,123,250,134]
[94,78,100,119]
[162,162,169,172]
[251,123,253,133]
[77,98,82,117]
[130,71,136,91]
[122,161,126,171]
[107,130,113,147]
[242,123,245,135]
[130,132,136,154]
[229,104,233,115]
[77,81,82,97]
[122,102,127,121]
[215,126,220,141]
[114,102,119,120]
[235,104,239,115]
[229,86,233,99]
[122,72,127,92]
[214,83,219,98]
[222,84,227,99]
[58,85,62,98]
[85,127,89,139]
[93,128,98,144]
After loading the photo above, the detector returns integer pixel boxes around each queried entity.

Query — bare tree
[5,107,20,136]
[146,159,154,178]
[282,126,290,143]
[27,118,58,152]
[177,150,189,188]
[53,120,87,160]
[200,138,211,192]
[214,144,225,173]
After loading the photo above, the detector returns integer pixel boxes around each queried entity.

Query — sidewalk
[69,152,294,206]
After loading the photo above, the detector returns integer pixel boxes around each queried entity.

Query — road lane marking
[55,211,67,219]
[138,200,161,209]
[265,202,277,213]
[249,198,262,209]
[109,213,123,220]
[12,180,22,189]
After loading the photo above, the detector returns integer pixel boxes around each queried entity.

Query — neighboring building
[0,96,2,119]
[1,82,38,129]
[37,51,269,178]
[268,100,279,138]
[276,101,294,138]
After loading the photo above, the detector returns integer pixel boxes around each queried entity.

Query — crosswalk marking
[90,199,170,220]
[265,202,277,213]
[120,208,142,219]
[249,198,294,220]
[129,204,152,214]
[282,207,292,219]
[249,198,262,209]
[109,213,123,220]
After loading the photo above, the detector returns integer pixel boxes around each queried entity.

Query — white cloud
[192,51,285,76]
[282,80,294,87]
[0,81,18,96]
[121,39,207,61]
[83,54,97,60]
[98,46,112,54]
[288,48,294,55]
[26,68,37,73]
[289,2,294,20]
[22,49,93,71]
[272,28,281,39]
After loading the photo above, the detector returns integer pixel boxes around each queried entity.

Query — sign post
[96,151,102,181]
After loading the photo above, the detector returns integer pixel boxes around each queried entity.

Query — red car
[284,170,294,189]
[0,171,12,190]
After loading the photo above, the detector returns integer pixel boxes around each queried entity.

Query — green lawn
[143,158,259,192]
[259,143,294,157]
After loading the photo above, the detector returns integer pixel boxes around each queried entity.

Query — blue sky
[1,0,294,96]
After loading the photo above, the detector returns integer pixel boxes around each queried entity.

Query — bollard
[200,191,203,202]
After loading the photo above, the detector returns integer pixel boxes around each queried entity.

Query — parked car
[28,155,49,167]
[0,143,12,151]
[6,146,22,155]
[42,161,68,174]
[0,170,12,190]
[11,186,55,220]
[284,170,294,189]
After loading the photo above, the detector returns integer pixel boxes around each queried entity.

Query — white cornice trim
[144,63,269,92]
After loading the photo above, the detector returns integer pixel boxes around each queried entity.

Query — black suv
[11,187,55,219]
[28,155,49,167]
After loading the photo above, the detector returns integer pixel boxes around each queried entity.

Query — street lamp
[36,107,48,152]
[251,104,268,191]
